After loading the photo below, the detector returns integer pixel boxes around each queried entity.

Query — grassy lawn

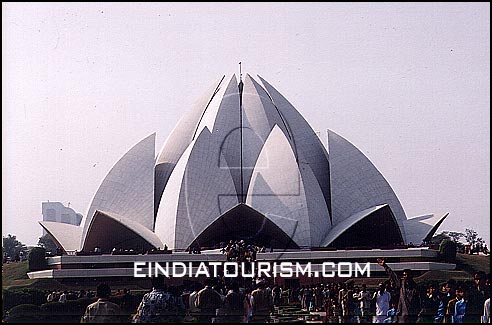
[455,253,491,275]
[2,261,69,290]
[2,261,29,284]
[411,253,490,284]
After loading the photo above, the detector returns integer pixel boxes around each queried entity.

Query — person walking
[250,281,273,323]
[133,275,178,323]
[373,282,391,323]
[377,258,421,323]
[196,279,222,323]
[357,284,372,319]
[81,283,123,323]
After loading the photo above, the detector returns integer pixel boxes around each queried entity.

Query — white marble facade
[40,73,447,252]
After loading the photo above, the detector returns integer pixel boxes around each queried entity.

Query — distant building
[42,202,83,235]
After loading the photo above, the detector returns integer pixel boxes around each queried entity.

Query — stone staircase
[269,303,324,323]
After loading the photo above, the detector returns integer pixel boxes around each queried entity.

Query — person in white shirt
[373,282,391,323]
[357,284,372,318]
[58,291,67,303]
[483,297,490,323]
[188,282,202,318]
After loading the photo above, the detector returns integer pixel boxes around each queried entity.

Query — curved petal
[192,203,299,249]
[82,210,163,253]
[82,133,155,248]
[258,75,332,220]
[154,76,227,216]
[404,213,449,245]
[246,125,330,247]
[154,127,238,250]
[322,205,404,247]
[327,129,407,242]
[39,221,82,252]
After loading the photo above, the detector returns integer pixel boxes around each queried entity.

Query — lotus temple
[31,73,454,281]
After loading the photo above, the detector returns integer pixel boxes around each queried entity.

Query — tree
[431,231,465,253]
[464,228,485,254]
[439,239,457,263]
[464,228,484,247]
[429,232,451,245]
[2,234,27,260]
[37,234,58,255]
[444,231,465,243]
[28,247,48,271]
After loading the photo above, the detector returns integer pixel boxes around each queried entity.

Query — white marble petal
[154,76,226,215]
[321,205,388,246]
[82,133,156,248]
[258,76,332,219]
[327,129,407,242]
[246,125,330,247]
[155,127,238,250]
[39,221,82,252]
[404,213,449,245]
[82,210,163,252]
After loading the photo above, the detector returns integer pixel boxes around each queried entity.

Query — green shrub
[439,239,457,263]
[2,287,47,311]
[40,298,97,323]
[6,304,43,322]
[40,301,67,315]
[28,247,48,271]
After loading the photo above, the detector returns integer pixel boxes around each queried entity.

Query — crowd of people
[46,289,96,303]
[371,259,490,323]
[39,259,488,323]
[62,277,275,323]
[8,255,486,323]
[464,243,489,255]
[220,240,266,262]
[2,251,26,263]
[131,276,281,323]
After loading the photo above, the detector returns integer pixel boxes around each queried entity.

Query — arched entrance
[191,203,299,249]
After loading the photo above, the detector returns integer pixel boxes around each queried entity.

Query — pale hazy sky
[3,3,490,247]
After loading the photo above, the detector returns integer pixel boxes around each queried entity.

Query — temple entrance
[191,203,299,250]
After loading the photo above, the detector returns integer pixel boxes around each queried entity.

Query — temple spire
[238,62,244,94]
[238,62,244,202]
